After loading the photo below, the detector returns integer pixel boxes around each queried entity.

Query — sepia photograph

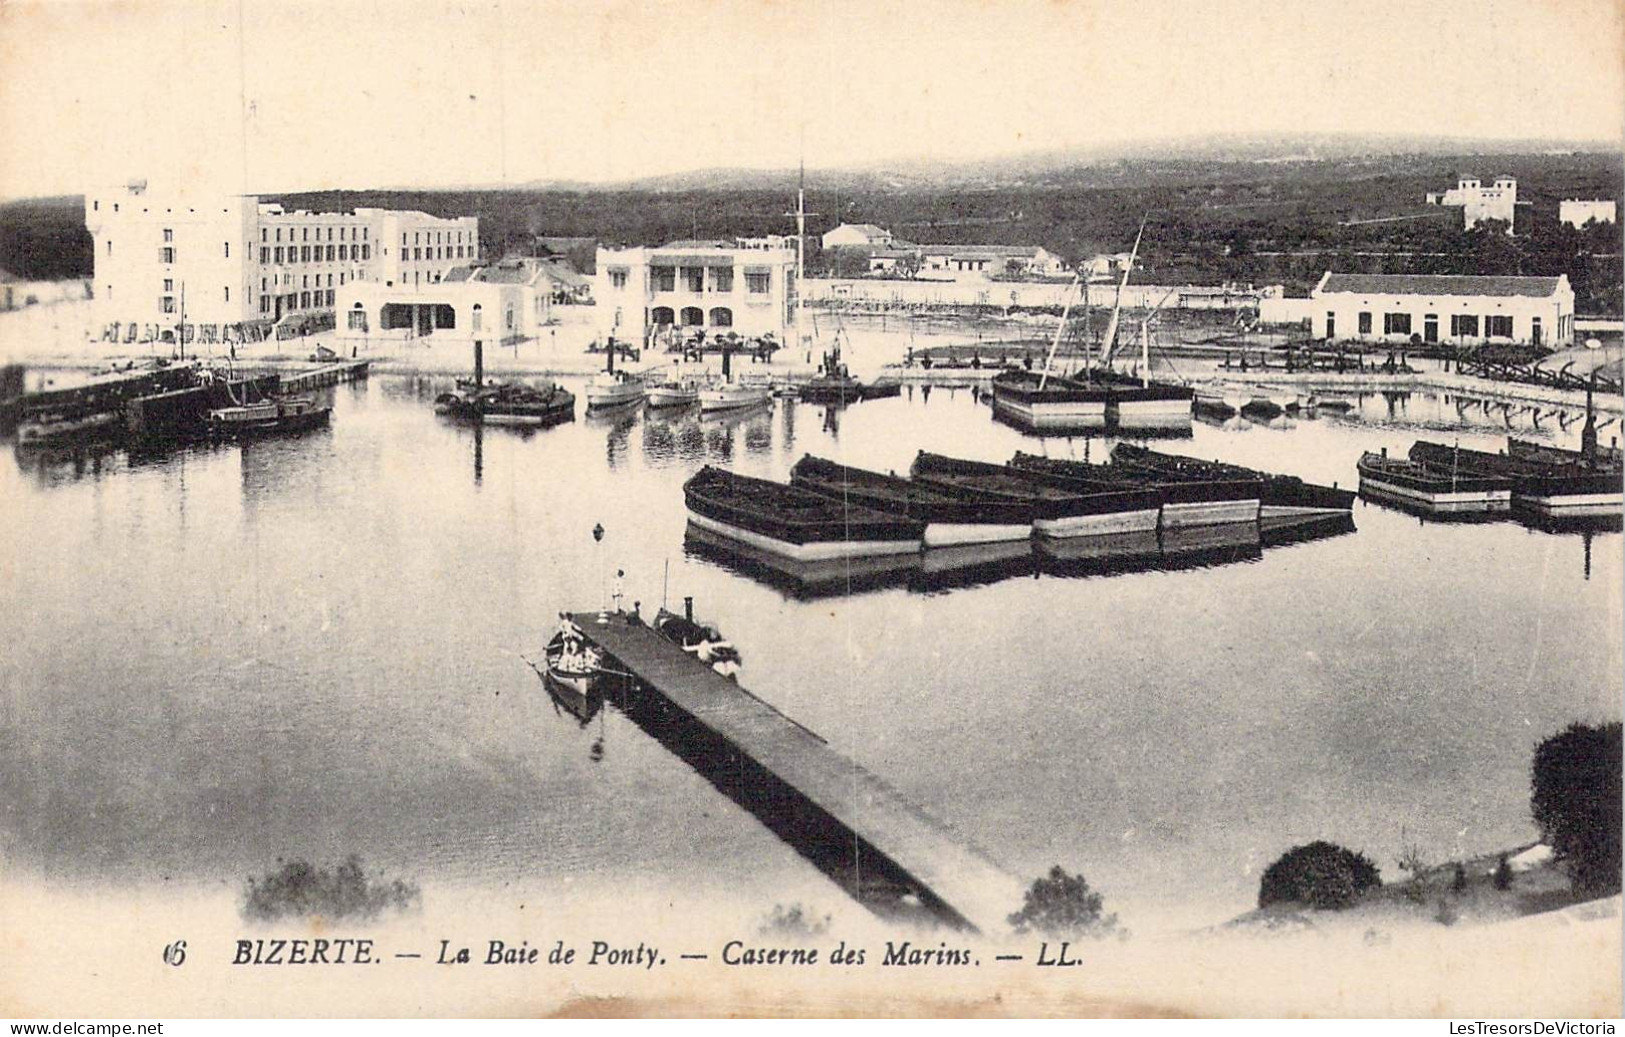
[0,0,1621,1021]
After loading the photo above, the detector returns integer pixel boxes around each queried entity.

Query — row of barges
[1356,438,1622,519]
[682,446,1355,562]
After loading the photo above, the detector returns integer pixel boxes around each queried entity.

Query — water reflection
[684,515,1357,601]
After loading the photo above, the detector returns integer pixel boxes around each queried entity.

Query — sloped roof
[441,266,476,282]
[538,259,589,288]
[1317,273,1564,298]
[918,243,1044,258]
[475,262,541,285]
[830,223,890,237]
[662,239,735,250]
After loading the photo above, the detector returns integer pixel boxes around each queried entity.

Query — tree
[1258,841,1382,910]
[1531,721,1622,896]
[1008,865,1119,938]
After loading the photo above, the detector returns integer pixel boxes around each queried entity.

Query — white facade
[1310,272,1573,348]
[917,244,1067,281]
[1560,199,1617,228]
[821,223,893,249]
[84,180,477,346]
[594,244,796,344]
[1425,176,1517,232]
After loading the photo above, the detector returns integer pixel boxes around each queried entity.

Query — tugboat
[207,393,331,437]
[799,331,864,404]
[585,336,647,410]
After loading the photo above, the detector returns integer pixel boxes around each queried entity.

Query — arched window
[708,307,733,327]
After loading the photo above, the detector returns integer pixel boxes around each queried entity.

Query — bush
[1531,721,1623,895]
[1008,865,1120,938]
[1258,841,1382,910]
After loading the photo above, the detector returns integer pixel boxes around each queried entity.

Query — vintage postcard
[0,0,1621,1020]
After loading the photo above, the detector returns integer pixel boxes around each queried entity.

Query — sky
[0,0,1621,200]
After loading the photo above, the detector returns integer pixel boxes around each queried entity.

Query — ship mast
[1097,214,1148,370]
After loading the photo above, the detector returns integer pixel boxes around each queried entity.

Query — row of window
[262,272,359,291]
[402,230,470,245]
[260,244,374,265]
[262,226,369,243]
[646,266,770,293]
[400,245,472,263]
[258,290,337,313]
[1339,311,1537,341]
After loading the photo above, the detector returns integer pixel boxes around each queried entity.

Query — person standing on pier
[612,569,626,613]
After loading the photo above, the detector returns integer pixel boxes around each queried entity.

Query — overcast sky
[1,0,1620,200]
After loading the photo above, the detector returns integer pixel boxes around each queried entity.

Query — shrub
[1258,841,1382,910]
[1008,865,1120,938]
[1450,863,1467,893]
[1531,721,1623,896]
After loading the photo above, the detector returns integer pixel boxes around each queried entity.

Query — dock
[568,610,1027,933]
[272,359,370,392]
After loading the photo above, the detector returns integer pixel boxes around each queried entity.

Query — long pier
[269,359,370,392]
[568,610,1026,933]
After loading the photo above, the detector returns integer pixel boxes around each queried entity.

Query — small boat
[698,340,770,413]
[646,378,702,408]
[1356,449,1512,515]
[683,465,925,561]
[799,371,863,404]
[653,602,743,680]
[910,451,1161,539]
[585,370,646,410]
[1409,441,1621,519]
[538,616,605,700]
[790,454,1034,546]
[1111,443,1353,517]
[859,379,903,400]
[436,382,575,426]
[207,394,331,437]
[1010,451,1261,528]
[698,382,771,414]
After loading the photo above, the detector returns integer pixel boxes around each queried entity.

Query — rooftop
[1317,273,1565,298]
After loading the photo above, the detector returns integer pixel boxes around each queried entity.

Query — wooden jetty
[272,359,370,392]
[567,610,1026,933]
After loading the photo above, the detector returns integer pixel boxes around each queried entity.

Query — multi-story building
[594,241,796,344]
[1424,176,1518,232]
[1310,272,1574,348]
[83,180,477,346]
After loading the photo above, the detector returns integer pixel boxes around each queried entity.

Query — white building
[821,223,894,250]
[1559,199,1617,228]
[916,244,1068,281]
[83,179,477,347]
[1310,272,1573,348]
[594,242,796,344]
[1424,175,1518,232]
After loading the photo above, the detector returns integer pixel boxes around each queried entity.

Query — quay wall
[804,278,1267,311]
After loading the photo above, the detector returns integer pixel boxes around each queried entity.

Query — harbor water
[1,373,1619,930]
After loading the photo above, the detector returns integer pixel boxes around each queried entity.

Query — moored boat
[537,616,605,702]
[698,382,771,414]
[207,394,331,437]
[790,454,1034,546]
[1408,440,1621,518]
[646,379,702,408]
[585,370,647,410]
[910,451,1161,539]
[989,369,1112,431]
[1010,451,1261,528]
[653,601,742,680]
[1111,443,1353,517]
[437,382,575,426]
[683,465,925,561]
[1356,449,1512,515]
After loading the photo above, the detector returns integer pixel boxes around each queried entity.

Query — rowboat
[789,454,1034,546]
[683,465,925,561]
